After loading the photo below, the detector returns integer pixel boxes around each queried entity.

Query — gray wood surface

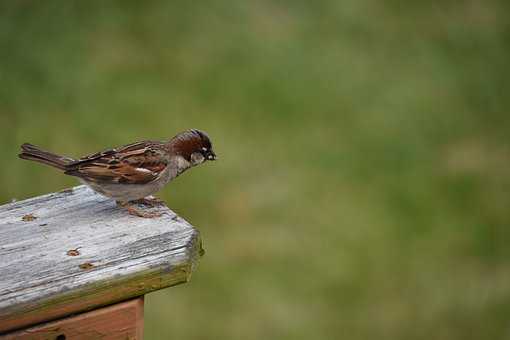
[0,186,203,334]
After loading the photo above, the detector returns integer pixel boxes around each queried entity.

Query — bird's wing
[65,141,168,184]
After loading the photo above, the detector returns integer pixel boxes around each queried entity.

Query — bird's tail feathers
[19,143,74,171]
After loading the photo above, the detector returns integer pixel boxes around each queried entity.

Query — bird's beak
[207,151,217,161]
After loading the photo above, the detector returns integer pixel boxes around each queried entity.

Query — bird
[19,129,217,217]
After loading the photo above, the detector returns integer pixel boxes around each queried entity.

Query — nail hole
[67,248,80,256]
[56,335,66,340]
[22,213,37,222]
[79,262,94,270]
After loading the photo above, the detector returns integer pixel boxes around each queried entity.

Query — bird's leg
[116,200,162,218]
[132,195,165,207]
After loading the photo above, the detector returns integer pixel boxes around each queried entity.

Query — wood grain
[0,186,203,334]
[1,298,144,340]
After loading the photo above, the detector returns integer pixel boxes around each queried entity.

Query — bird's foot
[116,200,162,218]
[132,196,165,207]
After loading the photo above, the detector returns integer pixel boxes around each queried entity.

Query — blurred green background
[1,1,510,339]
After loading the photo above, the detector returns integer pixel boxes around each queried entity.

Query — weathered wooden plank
[0,186,203,334]
[0,297,144,340]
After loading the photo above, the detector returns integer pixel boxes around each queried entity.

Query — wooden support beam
[1,298,144,340]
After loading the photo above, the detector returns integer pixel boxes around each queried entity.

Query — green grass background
[1,1,510,339]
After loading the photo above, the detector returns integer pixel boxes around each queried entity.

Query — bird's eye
[202,147,207,152]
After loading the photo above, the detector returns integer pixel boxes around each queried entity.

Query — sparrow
[19,129,217,217]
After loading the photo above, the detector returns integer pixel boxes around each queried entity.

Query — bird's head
[170,129,217,166]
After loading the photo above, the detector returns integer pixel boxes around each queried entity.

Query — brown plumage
[19,143,74,170]
[64,141,169,185]
[19,129,217,210]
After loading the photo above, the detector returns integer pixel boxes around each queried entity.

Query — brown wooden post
[0,186,203,339]
[1,298,144,340]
